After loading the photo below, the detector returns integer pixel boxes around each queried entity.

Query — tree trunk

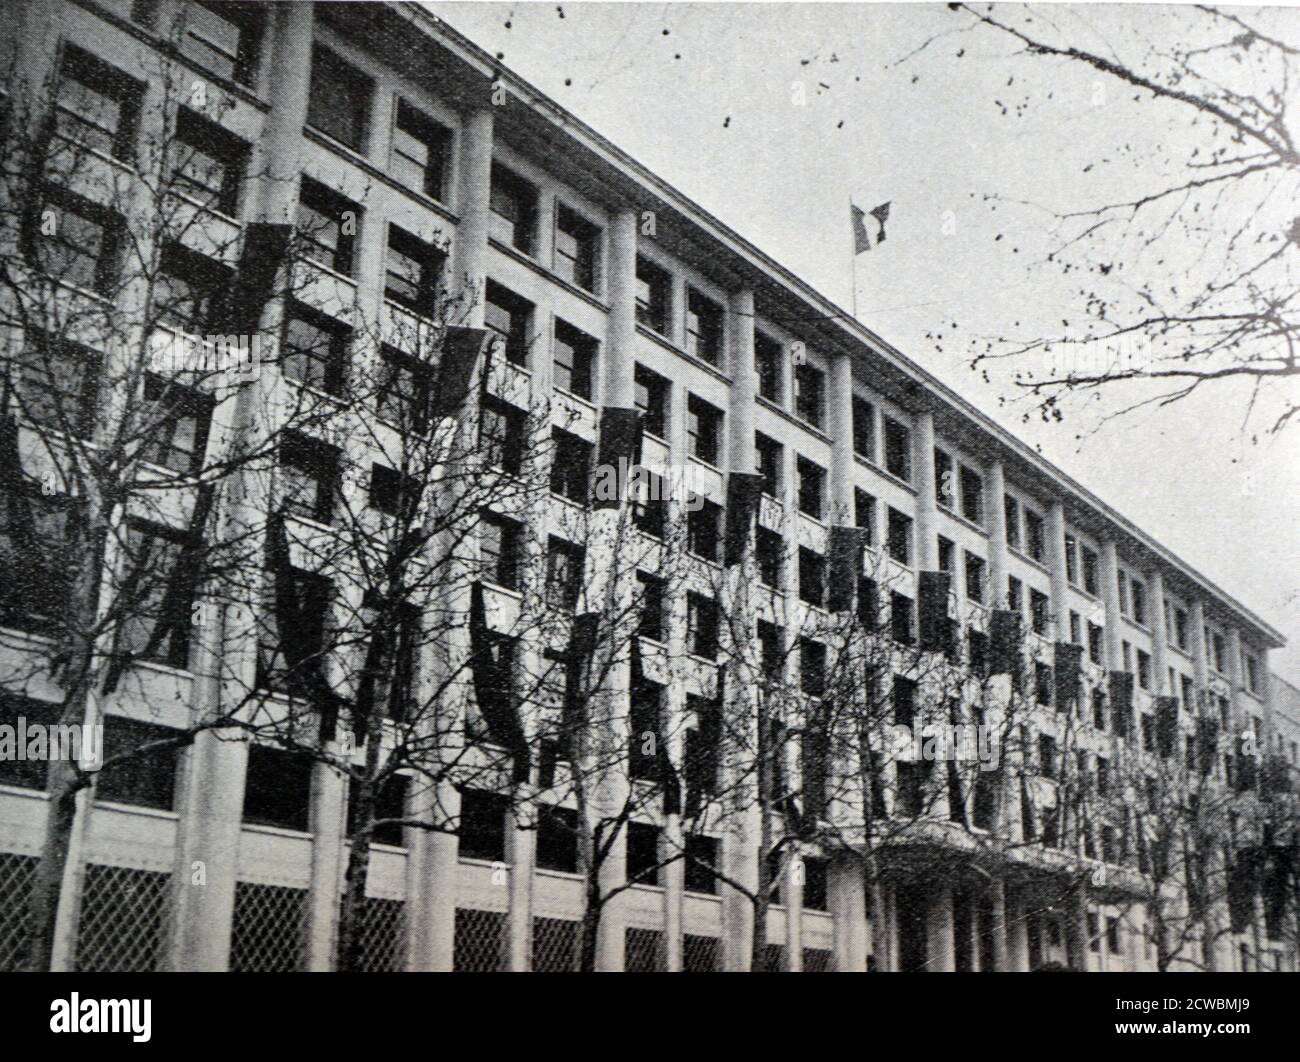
[578,883,602,972]
[23,757,85,971]
[335,789,374,972]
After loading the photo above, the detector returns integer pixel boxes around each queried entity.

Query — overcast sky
[435,1,1300,684]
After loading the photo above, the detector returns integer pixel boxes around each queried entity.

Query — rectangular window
[937,536,955,574]
[934,449,954,509]
[536,805,578,873]
[554,204,600,293]
[179,1,264,86]
[634,364,669,438]
[545,537,584,610]
[1024,509,1045,562]
[1087,622,1103,665]
[119,523,193,670]
[96,719,180,810]
[1212,632,1226,674]
[687,499,723,563]
[1173,607,1189,650]
[684,835,718,895]
[883,417,911,481]
[1004,495,1021,549]
[635,257,671,335]
[1130,579,1147,626]
[280,432,339,525]
[141,375,213,475]
[758,621,784,682]
[488,163,538,255]
[794,362,824,428]
[1030,589,1050,636]
[384,225,444,313]
[242,745,313,831]
[886,508,912,566]
[1082,546,1099,596]
[257,566,330,695]
[755,332,783,402]
[959,467,984,525]
[796,457,825,520]
[550,429,591,504]
[1069,611,1081,644]
[637,572,665,642]
[170,106,247,216]
[686,394,722,466]
[1117,572,1130,616]
[854,489,875,544]
[1007,576,1023,615]
[307,45,372,152]
[968,630,988,677]
[296,177,359,275]
[964,552,985,604]
[1245,654,1260,695]
[852,396,875,460]
[376,347,433,433]
[799,639,826,697]
[686,592,719,659]
[20,335,100,438]
[480,512,522,590]
[1038,735,1057,780]
[1137,649,1152,691]
[484,281,533,367]
[345,775,411,848]
[755,433,782,498]
[685,288,724,366]
[798,548,826,608]
[553,319,597,400]
[55,44,141,160]
[282,303,349,394]
[457,785,506,863]
[391,98,451,200]
[1035,662,1053,706]
[155,241,230,332]
[891,592,914,646]
[756,526,783,589]
[632,470,668,540]
[37,187,121,295]
[626,821,662,885]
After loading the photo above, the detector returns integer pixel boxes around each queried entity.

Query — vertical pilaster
[986,461,1009,598]
[1149,570,1170,695]
[1007,884,1030,971]
[605,209,638,406]
[453,107,494,327]
[504,807,535,971]
[912,411,938,571]
[827,856,868,972]
[925,881,956,971]
[304,756,348,970]
[1099,541,1123,672]
[784,853,803,971]
[990,878,1009,972]
[1046,502,1069,641]
[828,351,855,523]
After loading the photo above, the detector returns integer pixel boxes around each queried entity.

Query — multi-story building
[0,0,1292,973]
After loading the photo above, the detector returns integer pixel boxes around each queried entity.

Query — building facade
[0,0,1293,972]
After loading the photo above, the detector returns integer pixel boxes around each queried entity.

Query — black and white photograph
[0,0,1297,1043]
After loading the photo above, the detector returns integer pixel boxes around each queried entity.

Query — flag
[851,201,891,254]
[851,203,871,254]
[870,201,891,243]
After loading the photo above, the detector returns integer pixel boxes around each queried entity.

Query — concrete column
[1149,569,1170,695]
[785,854,804,971]
[828,351,855,523]
[453,107,494,327]
[1066,879,1089,971]
[1098,541,1124,672]
[662,811,684,972]
[405,779,459,970]
[884,883,900,972]
[504,807,535,971]
[912,411,938,570]
[727,289,757,474]
[304,757,348,970]
[986,461,1009,597]
[827,856,869,971]
[925,881,956,971]
[1046,502,1069,641]
[1007,884,1030,971]
[1189,600,1211,695]
[991,878,1009,971]
[605,209,638,407]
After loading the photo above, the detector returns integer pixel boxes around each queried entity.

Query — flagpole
[849,196,859,321]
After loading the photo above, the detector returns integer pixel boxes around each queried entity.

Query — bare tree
[921,4,1300,437]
